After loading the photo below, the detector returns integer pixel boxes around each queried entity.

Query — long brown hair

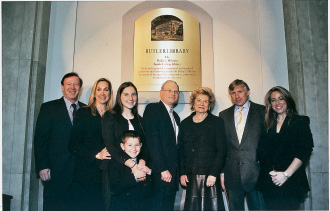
[264,86,297,130]
[113,82,139,117]
[87,78,113,116]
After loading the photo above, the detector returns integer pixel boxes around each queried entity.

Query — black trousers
[263,192,303,210]
[151,178,176,211]
[67,181,104,211]
[43,181,70,211]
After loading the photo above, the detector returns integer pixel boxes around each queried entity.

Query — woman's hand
[180,175,189,187]
[95,147,111,160]
[206,175,216,187]
[270,170,288,186]
[140,165,152,174]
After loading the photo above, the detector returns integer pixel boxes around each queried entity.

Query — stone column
[282,0,328,210]
[2,2,51,210]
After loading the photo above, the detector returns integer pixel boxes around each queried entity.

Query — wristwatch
[283,172,289,179]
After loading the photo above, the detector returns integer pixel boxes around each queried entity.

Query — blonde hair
[190,87,215,112]
[87,78,113,116]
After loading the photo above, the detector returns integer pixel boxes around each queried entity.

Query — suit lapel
[241,102,258,143]
[159,101,176,135]
[59,97,73,127]
[227,106,240,145]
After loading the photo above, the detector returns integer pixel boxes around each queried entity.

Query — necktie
[236,107,245,144]
[71,103,77,124]
[169,109,177,143]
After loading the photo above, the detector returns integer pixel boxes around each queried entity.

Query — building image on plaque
[151,15,183,41]
[134,8,201,91]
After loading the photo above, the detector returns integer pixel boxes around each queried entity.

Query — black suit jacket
[143,101,180,190]
[219,101,265,192]
[257,115,314,196]
[102,111,148,165]
[34,97,85,190]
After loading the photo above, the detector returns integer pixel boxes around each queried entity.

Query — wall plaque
[134,8,201,91]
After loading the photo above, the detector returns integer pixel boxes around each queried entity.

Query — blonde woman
[69,78,113,210]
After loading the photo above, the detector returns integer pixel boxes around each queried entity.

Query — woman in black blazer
[102,82,150,208]
[257,86,314,210]
[179,87,226,211]
[68,78,113,211]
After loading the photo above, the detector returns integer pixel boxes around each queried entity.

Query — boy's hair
[120,130,141,144]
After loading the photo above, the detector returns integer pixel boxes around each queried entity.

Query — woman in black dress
[257,86,314,210]
[68,78,113,210]
[102,82,150,208]
[179,87,227,211]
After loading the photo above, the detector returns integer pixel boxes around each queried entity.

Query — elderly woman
[179,87,227,211]
[257,86,314,210]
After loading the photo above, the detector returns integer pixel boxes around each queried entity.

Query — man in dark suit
[34,72,85,210]
[219,79,266,210]
[143,80,180,210]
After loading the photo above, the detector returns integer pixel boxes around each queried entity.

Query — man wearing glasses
[143,80,181,210]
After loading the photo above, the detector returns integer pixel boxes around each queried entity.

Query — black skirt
[184,175,225,211]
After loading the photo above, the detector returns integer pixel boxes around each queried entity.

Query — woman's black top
[69,107,104,183]
[179,112,227,177]
[257,115,314,196]
[102,111,148,165]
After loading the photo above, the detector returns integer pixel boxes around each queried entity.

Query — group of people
[34,72,314,211]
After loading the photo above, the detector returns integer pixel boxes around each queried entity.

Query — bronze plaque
[134,8,201,91]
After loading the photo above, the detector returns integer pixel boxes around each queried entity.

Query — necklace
[193,113,208,123]
[277,118,285,122]
[96,107,106,115]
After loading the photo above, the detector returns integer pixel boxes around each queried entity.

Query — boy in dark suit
[108,130,152,211]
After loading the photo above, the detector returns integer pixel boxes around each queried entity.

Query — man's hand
[39,169,51,181]
[221,173,225,190]
[161,170,172,183]
[180,175,189,187]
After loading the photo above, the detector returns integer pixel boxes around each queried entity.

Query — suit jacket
[219,101,265,192]
[179,112,227,177]
[68,107,104,183]
[108,158,152,211]
[102,111,148,166]
[257,115,314,196]
[34,97,86,191]
[143,101,180,190]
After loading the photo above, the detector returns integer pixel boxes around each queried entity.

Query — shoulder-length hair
[113,82,139,117]
[264,86,298,130]
[87,78,113,116]
[190,87,216,112]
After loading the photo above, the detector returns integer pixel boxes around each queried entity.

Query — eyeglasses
[162,89,180,95]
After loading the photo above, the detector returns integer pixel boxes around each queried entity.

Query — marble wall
[2,2,51,210]
[283,0,328,210]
